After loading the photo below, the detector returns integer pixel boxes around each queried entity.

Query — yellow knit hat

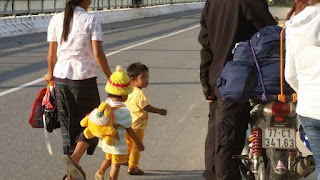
[105,65,133,96]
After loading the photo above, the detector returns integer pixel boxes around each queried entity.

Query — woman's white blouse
[47,6,103,80]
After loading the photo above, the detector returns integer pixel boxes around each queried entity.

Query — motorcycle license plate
[263,127,296,149]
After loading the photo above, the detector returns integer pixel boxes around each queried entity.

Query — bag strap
[110,105,123,141]
[110,105,123,121]
[249,40,269,102]
[278,28,286,103]
[277,28,297,103]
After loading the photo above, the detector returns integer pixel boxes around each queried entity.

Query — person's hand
[44,72,53,83]
[137,142,145,151]
[207,95,215,103]
[202,84,216,103]
[158,109,167,116]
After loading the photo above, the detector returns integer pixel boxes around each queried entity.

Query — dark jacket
[198,0,277,100]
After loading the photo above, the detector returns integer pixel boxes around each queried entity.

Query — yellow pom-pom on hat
[105,65,133,96]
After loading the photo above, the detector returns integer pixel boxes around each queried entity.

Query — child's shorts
[106,153,128,164]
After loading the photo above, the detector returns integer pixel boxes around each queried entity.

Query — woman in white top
[44,0,111,179]
[285,0,320,179]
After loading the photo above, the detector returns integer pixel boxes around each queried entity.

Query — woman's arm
[45,42,58,83]
[92,40,112,78]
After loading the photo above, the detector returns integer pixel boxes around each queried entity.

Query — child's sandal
[95,170,104,180]
[128,167,144,175]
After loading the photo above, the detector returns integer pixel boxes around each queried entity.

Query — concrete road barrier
[0,3,204,38]
[0,5,293,39]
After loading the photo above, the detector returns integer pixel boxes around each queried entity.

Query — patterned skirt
[55,77,100,155]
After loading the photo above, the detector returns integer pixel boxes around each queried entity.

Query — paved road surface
[0,7,316,180]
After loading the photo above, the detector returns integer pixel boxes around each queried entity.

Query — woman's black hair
[126,62,149,79]
[62,0,83,41]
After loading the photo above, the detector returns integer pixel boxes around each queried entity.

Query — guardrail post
[27,0,30,14]
[54,0,57,13]
[12,0,15,16]
[41,0,44,14]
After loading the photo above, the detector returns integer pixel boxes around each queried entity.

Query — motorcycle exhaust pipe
[290,155,315,180]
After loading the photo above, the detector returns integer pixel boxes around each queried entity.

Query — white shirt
[285,5,320,120]
[47,6,103,80]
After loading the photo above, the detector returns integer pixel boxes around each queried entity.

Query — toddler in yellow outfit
[125,62,167,175]
[94,66,145,180]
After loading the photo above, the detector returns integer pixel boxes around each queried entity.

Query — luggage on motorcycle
[216,61,255,103]
[251,59,293,96]
[217,25,293,103]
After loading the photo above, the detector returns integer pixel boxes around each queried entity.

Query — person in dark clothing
[198,0,277,179]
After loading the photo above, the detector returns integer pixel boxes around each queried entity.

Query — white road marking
[0,78,44,97]
[0,25,200,97]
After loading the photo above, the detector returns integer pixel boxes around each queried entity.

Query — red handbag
[29,88,46,128]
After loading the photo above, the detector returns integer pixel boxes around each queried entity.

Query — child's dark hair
[108,93,123,99]
[127,62,149,79]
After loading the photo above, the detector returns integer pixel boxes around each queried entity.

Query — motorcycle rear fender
[267,148,288,175]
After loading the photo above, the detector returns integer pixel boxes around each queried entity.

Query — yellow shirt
[124,87,149,129]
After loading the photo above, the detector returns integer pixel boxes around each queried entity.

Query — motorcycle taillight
[263,101,296,117]
[275,117,285,122]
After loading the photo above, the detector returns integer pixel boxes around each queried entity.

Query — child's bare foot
[95,170,104,180]
[128,167,144,175]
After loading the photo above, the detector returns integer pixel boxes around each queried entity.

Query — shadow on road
[142,169,204,179]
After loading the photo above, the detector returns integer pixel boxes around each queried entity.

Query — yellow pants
[126,129,145,168]
[106,153,128,164]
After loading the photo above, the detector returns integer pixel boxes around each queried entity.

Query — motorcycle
[235,95,315,180]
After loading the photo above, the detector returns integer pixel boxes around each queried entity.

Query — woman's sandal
[95,170,104,180]
[128,167,144,175]
[62,155,86,180]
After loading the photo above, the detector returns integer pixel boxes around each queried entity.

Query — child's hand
[159,109,167,116]
[137,142,145,151]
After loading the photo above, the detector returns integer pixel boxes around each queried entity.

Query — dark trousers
[203,95,250,180]
[56,77,100,155]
